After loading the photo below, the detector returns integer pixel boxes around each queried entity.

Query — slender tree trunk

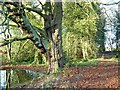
[81,38,88,61]
[4,29,12,62]
[6,70,11,89]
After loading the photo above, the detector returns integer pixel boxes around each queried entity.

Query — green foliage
[63,2,101,60]
[92,2,106,52]
[12,41,34,63]
[0,1,107,69]
[117,57,120,62]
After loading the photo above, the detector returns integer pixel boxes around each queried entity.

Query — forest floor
[15,60,119,89]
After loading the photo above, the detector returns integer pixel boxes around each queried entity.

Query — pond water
[0,69,44,89]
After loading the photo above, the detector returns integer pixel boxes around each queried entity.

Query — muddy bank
[0,65,47,74]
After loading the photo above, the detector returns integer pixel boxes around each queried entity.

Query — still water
[0,69,44,89]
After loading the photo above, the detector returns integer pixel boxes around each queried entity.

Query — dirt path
[20,61,119,89]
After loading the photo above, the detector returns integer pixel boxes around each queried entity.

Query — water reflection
[0,69,44,89]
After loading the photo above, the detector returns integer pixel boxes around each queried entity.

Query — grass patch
[114,58,120,62]
[66,59,98,67]
[107,57,120,62]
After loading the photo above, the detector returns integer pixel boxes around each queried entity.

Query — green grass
[106,57,120,62]
[65,57,120,68]
[66,59,98,67]
[114,57,120,62]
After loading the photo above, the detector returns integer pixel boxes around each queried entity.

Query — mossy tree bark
[44,2,63,73]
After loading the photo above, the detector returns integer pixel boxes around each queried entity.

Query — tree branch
[23,7,46,18]
[76,3,89,17]
[0,24,17,27]
[0,36,33,47]
[101,1,120,5]
[0,1,46,19]
[0,10,3,14]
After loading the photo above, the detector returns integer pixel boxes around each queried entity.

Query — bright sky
[100,0,120,3]
[100,0,120,50]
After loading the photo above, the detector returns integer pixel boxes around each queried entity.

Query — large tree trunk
[44,2,63,73]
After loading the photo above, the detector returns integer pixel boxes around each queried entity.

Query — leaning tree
[0,0,63,73]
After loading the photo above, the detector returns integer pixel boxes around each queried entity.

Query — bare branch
[101,1,120,5]
[37,0,43,6]
[0,36,33,47]
[23,7,46,18]
[0,24,17,27]
[76,3,89,17]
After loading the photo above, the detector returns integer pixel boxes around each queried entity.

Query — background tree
[91,2,106,53]
[115,11,120,51]
[62,2,103,61]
